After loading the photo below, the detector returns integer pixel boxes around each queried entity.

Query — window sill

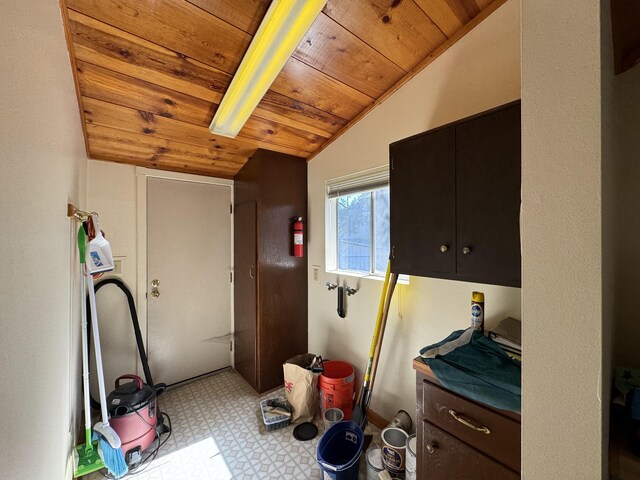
[325,269,410,285]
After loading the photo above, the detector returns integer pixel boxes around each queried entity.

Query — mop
[74,226,104,477]
[86,215,128,478]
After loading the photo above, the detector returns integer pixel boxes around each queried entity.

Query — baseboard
[366,409,389,430]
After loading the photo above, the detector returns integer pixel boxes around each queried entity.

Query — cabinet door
[390,128,456,276]
[455,104,521,287]
[234,202,257,390]
[420,421,519,480]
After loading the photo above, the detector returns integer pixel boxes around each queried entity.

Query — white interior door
[147,177,231,386]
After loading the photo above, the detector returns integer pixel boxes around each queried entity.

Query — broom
[85,216,128,478]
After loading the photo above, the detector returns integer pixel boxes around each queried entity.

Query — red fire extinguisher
[293,217,304,257]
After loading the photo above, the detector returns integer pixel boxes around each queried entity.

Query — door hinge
[230,341,233,352]
[230,271,233,283]
[391,156,394,170]
[230,204,233,214]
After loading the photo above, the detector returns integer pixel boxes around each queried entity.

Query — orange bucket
[319,361,355,420]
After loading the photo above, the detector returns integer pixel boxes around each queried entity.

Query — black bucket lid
[293,422,318,441]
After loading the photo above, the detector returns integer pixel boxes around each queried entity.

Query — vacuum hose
[86,278,167,411]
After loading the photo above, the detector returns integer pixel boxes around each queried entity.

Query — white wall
[0,2,87,479]
[87,161,140,392]
[521,0,613,477]
[308,0,521,421]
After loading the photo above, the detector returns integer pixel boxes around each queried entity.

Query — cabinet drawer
[421,420,519,480]
[422,380,520,472]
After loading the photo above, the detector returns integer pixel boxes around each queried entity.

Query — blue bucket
[316,421,364,480]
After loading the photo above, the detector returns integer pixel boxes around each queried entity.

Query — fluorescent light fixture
[209,0,327,138]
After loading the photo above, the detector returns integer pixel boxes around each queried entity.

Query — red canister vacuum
[107,374,158,468]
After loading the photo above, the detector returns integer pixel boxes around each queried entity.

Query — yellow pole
[363,261,391,383]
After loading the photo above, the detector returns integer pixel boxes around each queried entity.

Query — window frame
[325,166,406,282]
[326,186,389,278]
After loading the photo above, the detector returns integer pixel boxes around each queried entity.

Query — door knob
[462,246,471,255]
[440,245,448,253]
[150,289,160,298]
[426,443,436,454]
[151,279,160,287]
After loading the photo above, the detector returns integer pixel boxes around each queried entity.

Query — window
[326,166,391,278]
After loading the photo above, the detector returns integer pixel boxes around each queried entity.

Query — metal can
[405,434,417,479]
[366,446,384,480]
[381,427,409,475]
[386,409,412,432]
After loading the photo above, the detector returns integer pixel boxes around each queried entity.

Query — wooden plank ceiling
[62,0,506,178]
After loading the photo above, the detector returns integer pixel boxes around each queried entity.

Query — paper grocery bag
[283,354,320,423]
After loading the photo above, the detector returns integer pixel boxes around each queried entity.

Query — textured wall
[87,161,140,392]
[307,0,521,421]
[0,2,87,478]
[521,0,611,477]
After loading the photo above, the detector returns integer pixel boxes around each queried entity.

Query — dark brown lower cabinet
[415,359,521,479]
[421,421,519,480]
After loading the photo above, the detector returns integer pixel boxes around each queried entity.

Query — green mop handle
[77,226,93,449]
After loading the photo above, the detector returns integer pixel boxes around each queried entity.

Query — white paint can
[405,434,417,480]
[365,446,384,480]
[381,427,409,475]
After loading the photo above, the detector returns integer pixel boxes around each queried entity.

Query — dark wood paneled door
[234,201,257,389]
[390,128,456,276]
[455,104,521,287]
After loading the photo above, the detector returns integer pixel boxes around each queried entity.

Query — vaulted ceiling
[62,0,506,178]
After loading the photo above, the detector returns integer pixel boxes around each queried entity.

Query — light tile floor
[87,369,380,479]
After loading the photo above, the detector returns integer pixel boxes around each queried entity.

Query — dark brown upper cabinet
[390,102,521,288]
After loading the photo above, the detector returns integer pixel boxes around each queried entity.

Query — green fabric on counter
[420,329,521,412]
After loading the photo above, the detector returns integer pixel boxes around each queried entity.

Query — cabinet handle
[426,443,436,454]
[439,245,448,253]
[448,409,491,434]
[462,246,471,255]
[249,265,255,278]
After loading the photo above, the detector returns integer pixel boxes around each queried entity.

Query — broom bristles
[94,432,128,478]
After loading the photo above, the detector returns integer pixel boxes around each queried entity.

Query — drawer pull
[448,409,491,434]
[426,443,436,454]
